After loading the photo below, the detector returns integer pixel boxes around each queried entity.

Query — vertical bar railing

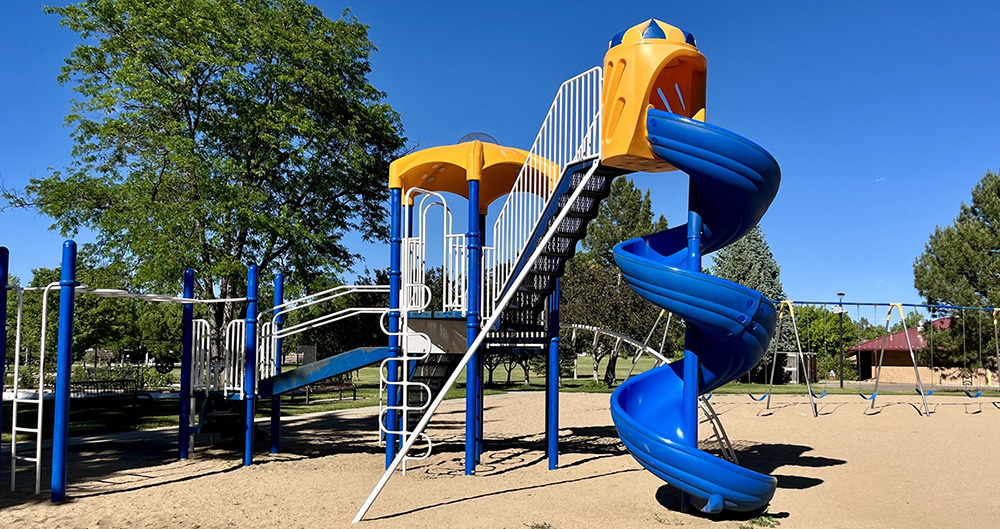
[483,68,602,320]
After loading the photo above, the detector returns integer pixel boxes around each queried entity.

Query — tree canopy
[709,225,785,302]
[579,178,668,268]
[913,169,1000,369]
[914,169,1000,308]
[3,0,405,353]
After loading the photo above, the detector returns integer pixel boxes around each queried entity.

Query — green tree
[709,225,788,381]
[562,177,676,385]
[3,0,405,358]
[580,178,668,268]
[913,169,1000,371]
[709,225,785,301]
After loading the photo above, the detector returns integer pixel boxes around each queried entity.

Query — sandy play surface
[2,391,998,528]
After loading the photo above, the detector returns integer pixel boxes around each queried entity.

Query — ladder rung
[14,455,39,462]
[13,426,40,433]
[13,398,42,404]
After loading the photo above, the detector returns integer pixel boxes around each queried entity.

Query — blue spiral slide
[610,109,782,513]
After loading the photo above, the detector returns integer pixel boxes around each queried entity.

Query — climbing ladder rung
[14,398,42,404]
[13,455,39,462]
[13,426,40,434]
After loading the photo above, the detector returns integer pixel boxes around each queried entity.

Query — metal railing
[9,282,57,494]
[444,233,467,312]
[402,189,461,314]
[483,67,603,319]
[191,319,213,393]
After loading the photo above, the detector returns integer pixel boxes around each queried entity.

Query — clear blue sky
[2,1,1000,309]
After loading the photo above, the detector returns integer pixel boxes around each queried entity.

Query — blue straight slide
[258,346,391,398]
[610,109,782,513]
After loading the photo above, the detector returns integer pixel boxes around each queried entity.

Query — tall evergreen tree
[913,168,1000,370]
[709,225,788,380]
[580,178,668,268]
[709,225,785,301]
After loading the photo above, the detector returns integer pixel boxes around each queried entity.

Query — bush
[70,365,175,388]
[817,353,857,382]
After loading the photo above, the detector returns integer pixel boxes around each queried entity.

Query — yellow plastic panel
[601,19,708,173]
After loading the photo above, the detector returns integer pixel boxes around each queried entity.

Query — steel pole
[243,264,259,466]
[179,269,195,459]
[51,240,78,502]
[0,246,8,476]
[838,309,844,389]
[270,273,284,454]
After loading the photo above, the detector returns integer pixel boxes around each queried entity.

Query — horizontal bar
[787,300,997,312]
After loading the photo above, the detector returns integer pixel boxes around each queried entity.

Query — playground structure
[1,240,397,498]
[1,18,786,517]
[7,15,997,522]
[355,19,784,519]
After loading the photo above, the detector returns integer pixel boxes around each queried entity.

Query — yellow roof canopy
[389,140,552,213]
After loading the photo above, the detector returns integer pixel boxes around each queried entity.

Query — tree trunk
[604,348,619,387]
[592,353,601,383]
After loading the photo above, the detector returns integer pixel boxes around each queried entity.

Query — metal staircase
[496,164,626,332]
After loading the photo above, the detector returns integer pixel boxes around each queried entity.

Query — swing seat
[810,389,828,399]
[964,389,983,399]
[859,391,878,401]
[919,388,935,397]
[748,392,767,402]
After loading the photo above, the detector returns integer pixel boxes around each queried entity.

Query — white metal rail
[402,189,463,314]
[9,282,57,494]
[483,67,603,319]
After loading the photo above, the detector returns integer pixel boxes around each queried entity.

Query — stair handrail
[483,67,603,319]
[353,159,602,523]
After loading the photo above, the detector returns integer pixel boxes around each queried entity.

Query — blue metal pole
[465,179,481,475]
[386,188,403,466]
[51,240,77,502]
[179,268,195,459]
[270,273,284,454]
[681,210,703,511]
[0,246,8,476]
[546,278,560,470]
[243,265,259,467]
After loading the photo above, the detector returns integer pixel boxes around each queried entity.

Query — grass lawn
[5,353,997,442]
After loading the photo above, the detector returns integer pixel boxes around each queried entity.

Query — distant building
[847,318,994,386]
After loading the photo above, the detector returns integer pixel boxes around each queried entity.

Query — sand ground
[1,391,998,529]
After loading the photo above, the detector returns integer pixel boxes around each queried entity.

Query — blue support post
[680,210,703,511]
[243,265,259,467]
[270,273,284,454]
[51,240,77,502]
[179,269,195,459]
[386,188,403,466]
[465,179,482,475]
[546,278,560,470]
[0,246,8,475]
